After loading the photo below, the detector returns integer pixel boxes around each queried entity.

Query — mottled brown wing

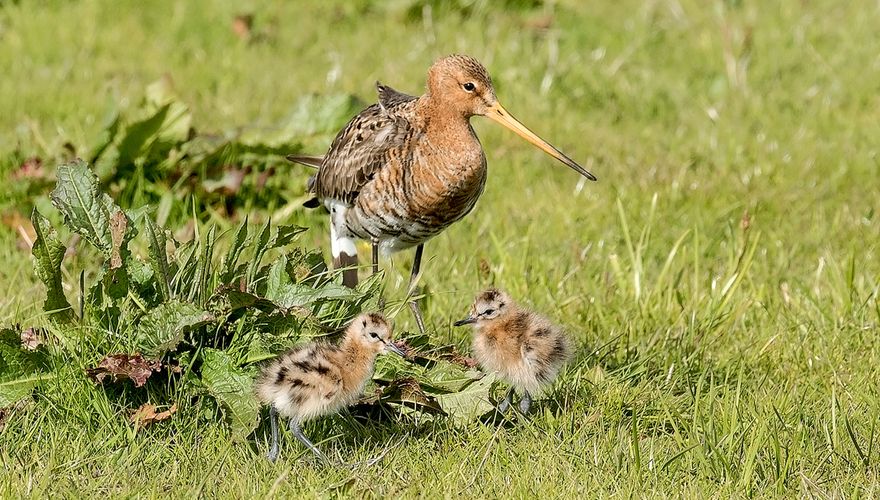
[313,84,418,204]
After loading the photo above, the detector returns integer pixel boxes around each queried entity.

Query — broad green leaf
[134,301,214,356]
[287,248,328,285]
[115,79,192,167]
[144,78,193,145]
[0,372,55,408]
[270,225,308,249]
[30,210,74,323]
[266,254,291,299]
[200,348,260,440]
[50,159,111,255]
[0,329,53,407]
[209,287,277,314]
[89,106,121,164]
[419,361,482,393]
[268,282,360,309]
[434,373,496,423]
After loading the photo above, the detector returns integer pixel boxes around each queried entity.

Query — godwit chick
[288,54,597,334]
[255,312,405,463]
[454,288,572,415]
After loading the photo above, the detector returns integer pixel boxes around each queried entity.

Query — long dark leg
[372,239,385,311]
[266,405,280,462]
[518,391,533,415]
[497,387,515,414]
[290,419,329,464]
[407,244,427,334]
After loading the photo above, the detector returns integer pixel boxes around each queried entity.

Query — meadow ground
[1,0,879,497]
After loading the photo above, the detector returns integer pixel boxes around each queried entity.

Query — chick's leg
[497,387,516,414]
[518,391,533,415]
[266,405,280,462]
[289,419,330,464]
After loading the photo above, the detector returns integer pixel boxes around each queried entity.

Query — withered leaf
[86,353,161,388]
[131,402,178,429]
[360,377,446,415]
[108,210,128,269]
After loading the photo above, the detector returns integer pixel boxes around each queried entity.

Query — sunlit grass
[1,0,879,497]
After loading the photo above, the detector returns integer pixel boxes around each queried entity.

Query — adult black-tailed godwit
[289,55,596,334]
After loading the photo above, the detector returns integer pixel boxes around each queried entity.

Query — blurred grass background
[1,0,879,496]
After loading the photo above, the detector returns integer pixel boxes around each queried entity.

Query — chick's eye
[462,82,476,92]
[369,332,380,340]
[482,308,495,316]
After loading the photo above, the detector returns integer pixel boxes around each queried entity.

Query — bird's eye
[482,308,495,316]
[369,332,380,340]
[462,82,476,92]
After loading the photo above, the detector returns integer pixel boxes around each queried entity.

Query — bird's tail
[285,154,323,169]
[329,206,358,288]
[285,155,323,209]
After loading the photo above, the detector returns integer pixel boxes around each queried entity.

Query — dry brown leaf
[131,402,178,429]
[108,210,128,269]
[86,354,162,388]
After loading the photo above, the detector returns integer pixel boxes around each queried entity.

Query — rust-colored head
[347,312,405,357]
[453,288,513,327]
[426,54,597,181]
[427,55,497,117]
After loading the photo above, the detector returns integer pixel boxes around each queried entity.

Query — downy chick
[255,312,405,462]
[454,288,571,414]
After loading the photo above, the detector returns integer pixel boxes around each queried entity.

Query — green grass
[2,0,880,496]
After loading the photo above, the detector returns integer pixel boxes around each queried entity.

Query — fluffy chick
[255,312,404,462]
[454,288,571,414]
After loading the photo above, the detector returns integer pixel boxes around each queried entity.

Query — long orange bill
[486,102,597,181]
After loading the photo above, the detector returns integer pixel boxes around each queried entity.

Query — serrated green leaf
[434,373,497,423]
[210,287,277,314]
[30,210,74,323]
[419,362,483,393]
[270,225,308,249]
[268,282,361,309]
[134,301,214,356]
[50,159,112,255]
[115,79,192,167]
[200,348,260,440]
[0,372,55,408]
[266,254,291,299]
